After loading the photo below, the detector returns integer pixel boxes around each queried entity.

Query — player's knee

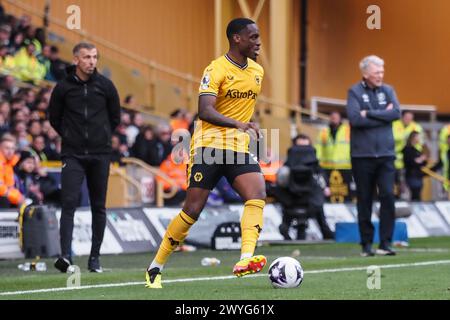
[258,189,267,200]
[243,190,266,202]
[182,202,204,220]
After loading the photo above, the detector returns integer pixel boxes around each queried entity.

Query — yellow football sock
[240,199,265,258]
[154,211,196,265]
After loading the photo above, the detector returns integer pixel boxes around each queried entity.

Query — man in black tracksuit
[49,43,121,272]
[346,55,400,257]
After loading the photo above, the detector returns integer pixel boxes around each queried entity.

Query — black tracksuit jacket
[49,66,121,156]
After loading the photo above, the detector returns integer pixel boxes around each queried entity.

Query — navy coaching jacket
[346,80,401,158]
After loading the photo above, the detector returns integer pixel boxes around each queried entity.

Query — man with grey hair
[49,42,121,272]
[346,55,400,257]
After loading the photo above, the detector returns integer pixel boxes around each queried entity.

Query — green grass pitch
[1,237,450,300]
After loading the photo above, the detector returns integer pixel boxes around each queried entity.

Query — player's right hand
[236,121,261,140]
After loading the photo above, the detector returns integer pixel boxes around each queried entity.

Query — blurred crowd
[0,8,69,84]
[314,110,450,202]
[0,7,71,208]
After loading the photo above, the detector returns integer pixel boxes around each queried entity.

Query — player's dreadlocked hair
[226,18,256,40]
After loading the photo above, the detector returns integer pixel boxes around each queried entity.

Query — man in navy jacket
[346,55,400,257]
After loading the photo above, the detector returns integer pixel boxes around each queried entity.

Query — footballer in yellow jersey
[193,53,264,153]
[187,53,264,190]
[146,18,267,289]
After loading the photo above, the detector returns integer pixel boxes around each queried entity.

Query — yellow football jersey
[191,54,264,153]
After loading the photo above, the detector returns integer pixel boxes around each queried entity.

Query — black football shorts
[187,147,261,190]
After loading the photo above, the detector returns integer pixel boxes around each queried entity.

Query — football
[268,257,304,289]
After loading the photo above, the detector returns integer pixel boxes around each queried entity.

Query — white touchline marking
[1,259,449,296]
[396,248,450,253]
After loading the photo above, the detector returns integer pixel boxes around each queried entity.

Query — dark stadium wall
[307,0,450,115]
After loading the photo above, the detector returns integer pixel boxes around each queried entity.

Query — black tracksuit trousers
[351,156,396,248]
[59,154,111,258]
